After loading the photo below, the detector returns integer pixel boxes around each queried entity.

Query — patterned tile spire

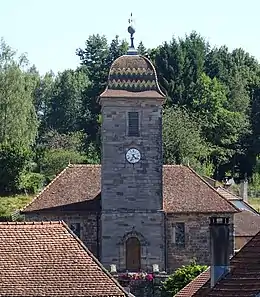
[99,16,165,99]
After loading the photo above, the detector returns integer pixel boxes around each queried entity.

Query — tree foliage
[1,30,260,196]
[162,262,207,296]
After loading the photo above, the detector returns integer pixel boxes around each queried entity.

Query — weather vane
[128,13,133,26]
[127,12,136,50]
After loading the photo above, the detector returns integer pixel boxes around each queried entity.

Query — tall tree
[0,38,38,148]
[45,68,89,134]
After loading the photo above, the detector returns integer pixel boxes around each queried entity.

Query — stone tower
[99,21,165,272]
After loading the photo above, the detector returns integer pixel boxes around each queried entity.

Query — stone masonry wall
[24,211,99,257]
[166,213,234,272]
[101,211,165,272]
[100,98,165,272]
[101,99,163,211]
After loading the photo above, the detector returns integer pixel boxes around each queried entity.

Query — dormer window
[128,112,139,137]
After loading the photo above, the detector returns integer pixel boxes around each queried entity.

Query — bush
[162,261,207,296]
[18,172,45,194]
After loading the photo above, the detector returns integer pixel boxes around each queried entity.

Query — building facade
[22,26,238,273]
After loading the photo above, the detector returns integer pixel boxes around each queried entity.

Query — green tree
[0,144,31,195]
[162,262,207,296]
[0,38,38,148]
[162,106,210,166]
[45,68,89,134]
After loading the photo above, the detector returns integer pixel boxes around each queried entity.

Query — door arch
[126,237,141,271]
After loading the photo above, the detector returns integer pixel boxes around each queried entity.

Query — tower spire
[127,13,137,55]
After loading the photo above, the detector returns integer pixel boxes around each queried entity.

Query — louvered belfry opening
[128,111,139,137]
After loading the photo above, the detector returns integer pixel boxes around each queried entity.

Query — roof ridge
[174,266,210,297]
[187,166,239,213]
[163,164,184,167]
[0,221,63,225]
[68,164,101,167]
[20,165,71,213]
[61,221,128,296]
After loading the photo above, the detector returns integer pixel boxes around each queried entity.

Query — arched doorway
[126,237,141,271]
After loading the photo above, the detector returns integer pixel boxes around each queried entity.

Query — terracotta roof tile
[0,221,126,296]
[206,231,260,296]
[174,267,210,297]
[22,165,100,213]
[163,166,238,213]
[22,164,238,214]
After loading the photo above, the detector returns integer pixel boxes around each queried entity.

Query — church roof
[100,54,165,99]
[21,165,101,213]
[22,164,237,214]
[0,221,127,297]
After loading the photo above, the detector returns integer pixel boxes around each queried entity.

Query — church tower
[99,19,165,272]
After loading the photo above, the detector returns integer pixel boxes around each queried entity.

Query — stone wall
[100,98,165,272]
[101,210,165,272]
[24,211,99,257]
[166,213,234,272]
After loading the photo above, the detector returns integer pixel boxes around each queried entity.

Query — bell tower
[99,18,165,272]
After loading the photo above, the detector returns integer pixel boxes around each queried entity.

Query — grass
[0,195,34,218]
[248,198,260,212]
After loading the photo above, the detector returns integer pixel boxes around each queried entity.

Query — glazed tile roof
[0,221,126,297]
[174,268,210,297]
[22,165,100,213]
[100,55,164,98]
[22,165,237,214]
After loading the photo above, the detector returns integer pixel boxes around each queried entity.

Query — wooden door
[126,237,141,271]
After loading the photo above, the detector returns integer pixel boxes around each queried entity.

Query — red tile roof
[0,221,126,297]
[179,230,260,297]
[174,268,210,297]
[22,164,238,214]
[206,231,260,297]
[22,165,100,213]
[163,166,238,213]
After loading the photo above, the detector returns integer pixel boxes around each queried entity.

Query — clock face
[126,148,141,164]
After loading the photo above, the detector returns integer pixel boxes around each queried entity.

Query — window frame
[172,222,185,247]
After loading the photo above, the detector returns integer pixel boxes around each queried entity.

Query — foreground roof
[179,230,260,297]
[22,164,237,214]
[174,268,210,297]
[0,221,126,297]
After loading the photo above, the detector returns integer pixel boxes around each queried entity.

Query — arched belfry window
[126,237,141,271]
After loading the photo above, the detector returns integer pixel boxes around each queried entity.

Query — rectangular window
[70,223,81,238]
[128,112,139,137]
[172,222,185,247]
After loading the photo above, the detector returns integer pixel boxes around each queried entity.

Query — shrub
[162,261,207,296]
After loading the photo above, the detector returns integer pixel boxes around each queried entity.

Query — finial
[127,13,137,55]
